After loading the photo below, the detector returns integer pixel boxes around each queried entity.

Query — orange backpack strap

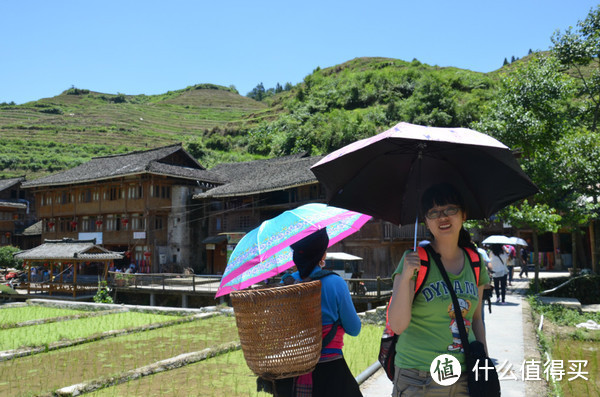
[464,247,481,285]
[386,247,430,325]
[414,246,430,295]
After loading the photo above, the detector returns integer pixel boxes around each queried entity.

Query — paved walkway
[360,270,569,397]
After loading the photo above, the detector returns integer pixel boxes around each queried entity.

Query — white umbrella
[509,237,528,246]
[482,235,513,245]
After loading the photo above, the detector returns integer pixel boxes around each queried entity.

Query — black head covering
[291,228,329,279]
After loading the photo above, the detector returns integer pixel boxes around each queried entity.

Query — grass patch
[0,305,90,327]
[0,315,239,396]
[529,297,600,396]
[0,311,180,350]
[344,324,382,376]
[87,349,269,397]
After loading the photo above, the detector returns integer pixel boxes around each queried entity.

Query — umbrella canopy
[482,235,514,245]
[509,237,528,246]
[311,122,539,225]
[215,203,371,297]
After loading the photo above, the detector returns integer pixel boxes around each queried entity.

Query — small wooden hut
[14,238,123,298]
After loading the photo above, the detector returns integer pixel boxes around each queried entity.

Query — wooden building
[193,153,427,277]
[14,238,123,298]
[0,177,37,248]
[22,144,224,273]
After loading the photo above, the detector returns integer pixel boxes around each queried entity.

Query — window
[216,217,221,231]
[128,185,143,199]
[132,214,145,230]
[107,187,121,201]
[59,191,72,205]
[155,216,164,230]
[80,189,92,203]
[152,185,171,199]
[106,215,116,231]
[239,215,251,229]
[82,216,90,232]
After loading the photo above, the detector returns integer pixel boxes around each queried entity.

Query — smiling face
[420,183,467,243]
[424,204,466,240]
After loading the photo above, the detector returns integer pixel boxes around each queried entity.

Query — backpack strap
[414,246,430,295]
[302,269,342,348]
[463,247,481,285]
[416,245,481,293]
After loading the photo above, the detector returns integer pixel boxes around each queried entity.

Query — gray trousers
[392,367,469,397]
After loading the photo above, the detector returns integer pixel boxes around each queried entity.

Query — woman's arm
[388,251,420,335]
[472,285,488,354]
[331,276,362,336]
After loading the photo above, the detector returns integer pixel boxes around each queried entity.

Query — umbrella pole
[413,216,418,251]
[413,148,424,251]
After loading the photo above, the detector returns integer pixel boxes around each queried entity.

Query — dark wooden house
[193,153,427,277]
[0,177,37,248]
[22,144,225,273]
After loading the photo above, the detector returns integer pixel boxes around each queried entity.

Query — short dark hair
[420,183,473,249]
[291,228,329,279]
[420,183,465,217]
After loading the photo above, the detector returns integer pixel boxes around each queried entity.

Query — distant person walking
[519,246,529,278]
[489,244,509,304]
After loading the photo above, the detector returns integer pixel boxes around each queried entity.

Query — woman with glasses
[387,183,490,397]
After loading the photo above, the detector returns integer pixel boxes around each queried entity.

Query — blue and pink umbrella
[215,203,371,297]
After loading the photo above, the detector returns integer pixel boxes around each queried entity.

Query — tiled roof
[0,201,27,210]
[0,177,24,192]
[22,221,42,236]
[14,239,123,261]
[194,154,322,199]
[22,144,225,188]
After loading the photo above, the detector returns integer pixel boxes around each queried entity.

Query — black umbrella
[311,122,539,226]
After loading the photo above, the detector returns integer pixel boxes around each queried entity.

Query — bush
[0,246,22,269]
[39,107,63,115]
[93,280,114,303]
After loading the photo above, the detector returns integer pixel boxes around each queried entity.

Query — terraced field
[0,85,272,178]
[0,301,381,397]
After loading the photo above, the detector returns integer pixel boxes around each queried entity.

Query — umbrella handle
[413,216,418,251]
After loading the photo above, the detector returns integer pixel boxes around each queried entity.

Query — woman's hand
[399,251,421,282]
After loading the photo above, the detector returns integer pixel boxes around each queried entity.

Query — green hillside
[1,57,512,180]
[0,84,269,179]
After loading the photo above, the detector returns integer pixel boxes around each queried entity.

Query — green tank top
[392,250,490,371]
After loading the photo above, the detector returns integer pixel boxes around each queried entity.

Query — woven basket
[230,280,322,380]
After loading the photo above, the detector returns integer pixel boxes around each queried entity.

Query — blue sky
[1,1,598,104]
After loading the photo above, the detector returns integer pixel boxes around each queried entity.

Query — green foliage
[551,5,600,131]
[0,245,21,269]
[64,87,90,95]
[246,58,494,156]
[93,280,114,304]
[498,200,561,234]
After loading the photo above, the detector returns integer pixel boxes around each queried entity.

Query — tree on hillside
[551,5,600,271]
[475,53,598,271]
[551,5,600,131]
[247,82,266,101]
[503,58,509,66]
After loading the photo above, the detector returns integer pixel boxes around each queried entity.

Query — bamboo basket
[230,280,322,380]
